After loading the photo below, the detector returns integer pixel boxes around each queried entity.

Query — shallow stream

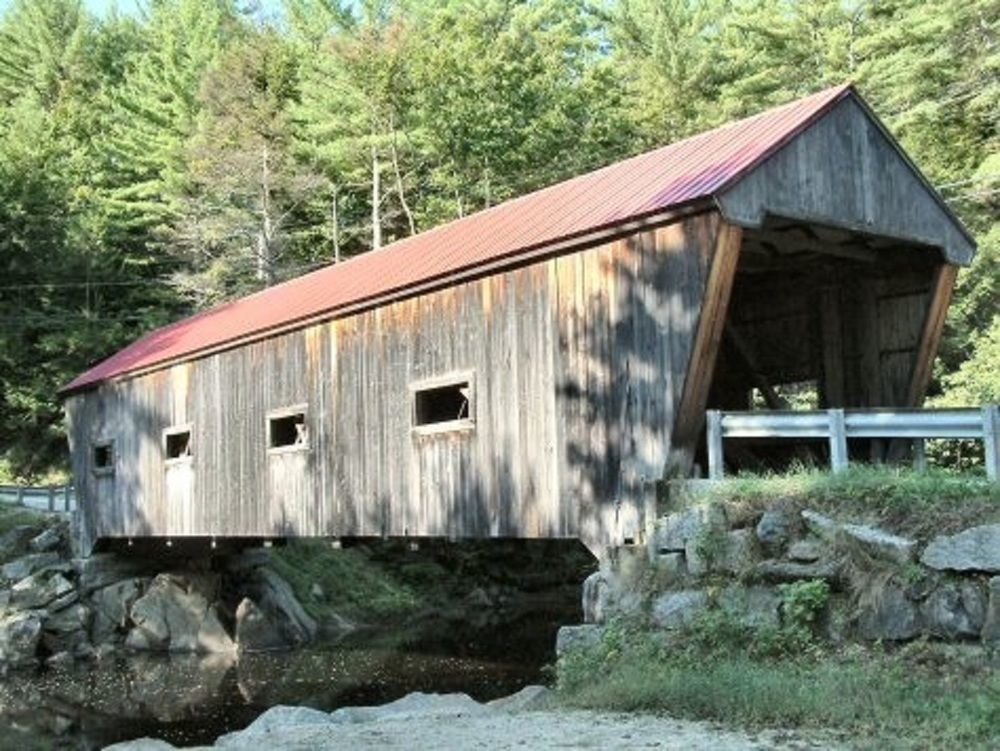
[0,590,578,750]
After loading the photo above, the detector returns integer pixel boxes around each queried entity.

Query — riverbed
[0,591,576,750]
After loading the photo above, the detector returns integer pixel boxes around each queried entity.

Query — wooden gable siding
[66,212,727,555]
[718,96,975,266]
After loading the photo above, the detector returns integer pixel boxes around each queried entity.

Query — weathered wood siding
[66,212,729,555]
[718,96,975,266]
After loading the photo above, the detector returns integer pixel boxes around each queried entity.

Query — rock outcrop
[0,517,328,670]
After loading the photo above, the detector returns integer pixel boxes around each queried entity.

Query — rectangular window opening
[165,429,192,461]
[93,442,114,474]
[269,411,308,449]
[413,379,472,428]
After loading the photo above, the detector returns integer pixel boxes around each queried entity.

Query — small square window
[165,427,192,462]
[268,409,308,450]
[412,374,474,433]
[93,441,114,475]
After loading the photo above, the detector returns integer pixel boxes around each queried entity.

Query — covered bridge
[62,84,975,557]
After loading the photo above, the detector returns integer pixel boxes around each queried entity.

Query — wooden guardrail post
[47,487,55,512]
[984,405,999,482]
[828,408,848,473]
[707,410,724,480]
[15,486,24,507]
[64,485,72,511]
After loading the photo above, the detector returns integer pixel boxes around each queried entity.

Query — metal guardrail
[0,484,76,513]
[706,405,1000,481]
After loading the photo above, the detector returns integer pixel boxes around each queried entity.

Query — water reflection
[0,590,576,750]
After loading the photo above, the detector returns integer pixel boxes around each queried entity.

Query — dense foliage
[0,0,996,478]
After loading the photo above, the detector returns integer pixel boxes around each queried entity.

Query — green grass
[557,625,1000,749]
[270,540,421,622]
[672,465,1000,537]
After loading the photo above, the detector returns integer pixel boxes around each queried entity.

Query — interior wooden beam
[669,220,743,474]
[907,264,958,405]
[819,275,846,407]
[723,322,787,409]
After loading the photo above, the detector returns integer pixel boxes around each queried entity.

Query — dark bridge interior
[698,217,945,474]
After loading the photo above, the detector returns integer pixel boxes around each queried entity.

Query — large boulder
[10,570,74,609]
[241,568,317,647]
[1,552,62,583]
[841,523,916,565]
[235,597,289,653]
[0,524,45,560]
[980,577,1000,646]
[91,577,147,644]
[651,590,710,630]
[0,611,42,668]
[920,582,985,639]
[922,525,1000,572]
[856,584,918,641]
[652,505,726,554]
[581,570,614,624]
[29,525,64,554]
[125,574,234,653]
[687,529,756,576]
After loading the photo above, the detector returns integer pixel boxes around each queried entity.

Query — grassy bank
[673,465,1000,537]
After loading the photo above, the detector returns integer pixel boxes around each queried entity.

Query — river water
[0,588,579,750]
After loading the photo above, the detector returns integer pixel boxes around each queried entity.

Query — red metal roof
[65,84,854,393]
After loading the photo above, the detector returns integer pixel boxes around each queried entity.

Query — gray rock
[554,624,604,657]
[922,525,1000,572]
[44,602,91,634]
[0,589,8,609]
[10,570,73,609]
[687,528,755,576]
[1,552,61,582]
[73,554,153,594]
[719,585,781,629]
[487,685,552,712]
[242,568,317,647]
[330,692,492,724]
[920,584,983,639]
[103,740,177,751]
[652,505,726,553]
[91,577,146,644]
[125,574,234,653]
[235,597,289,652]
[856,585,918,641]
[216,705,333,744]
[756,510,791,555]
[46,588,80,614]
[842,523,915,565]
[0,525,44,559]
[581,570,613,624]
[29,526,63,554]
[787,539,824,563]
[45,650,74,670]
[754,559,839,583]
[980,577,1000,646]
[801,510,838,540]
[0,611,41,667]
[651,590,710,630]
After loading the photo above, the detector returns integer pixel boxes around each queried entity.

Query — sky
[0,0,287,19]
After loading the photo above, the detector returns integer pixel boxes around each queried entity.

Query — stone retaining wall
[558,497,1000,653]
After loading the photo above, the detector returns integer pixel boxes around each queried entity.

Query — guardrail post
[984,405,999,482]
[47,487,55,512]
[828,409,848,473]
[64,485,72,512]
[912,439,927,472]
[15,486,24,507]
[707,410,724,480]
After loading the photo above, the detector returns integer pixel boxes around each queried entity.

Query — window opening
[269,411,308,449]
[413,380,472,428]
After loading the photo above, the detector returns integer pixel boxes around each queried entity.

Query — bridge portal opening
[697,218,944,475]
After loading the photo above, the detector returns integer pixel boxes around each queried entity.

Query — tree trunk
[371,144,382,250]
[331,185,341,263]
[258,144,275,284]
[389,115,415,236]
